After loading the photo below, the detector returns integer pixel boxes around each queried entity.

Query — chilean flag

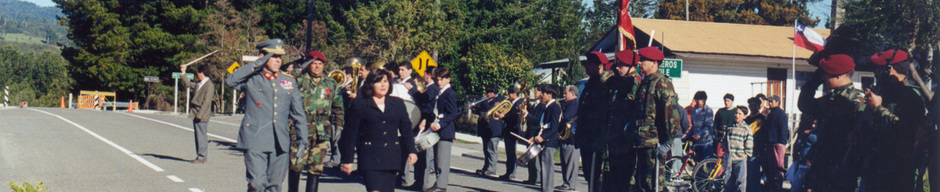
[794,22,825,52]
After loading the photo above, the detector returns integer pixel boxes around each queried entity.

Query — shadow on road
[452,184,500,192]
[139,153,190,163]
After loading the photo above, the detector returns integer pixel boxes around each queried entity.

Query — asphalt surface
[0,107,592,192]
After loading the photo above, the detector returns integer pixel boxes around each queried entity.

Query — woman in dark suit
[340,69,419,192]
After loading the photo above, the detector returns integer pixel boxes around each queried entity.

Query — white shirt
[197,78,209,91]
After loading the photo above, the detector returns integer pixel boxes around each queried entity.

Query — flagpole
[789,19,797,168]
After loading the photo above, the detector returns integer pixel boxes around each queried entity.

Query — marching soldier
[577,51,611,191]
[634,47,681,192]
[861,50,926,191]
[800,54,866,191]
[287,51,344,192]
[604,50,641,192]
[225,39,309,192]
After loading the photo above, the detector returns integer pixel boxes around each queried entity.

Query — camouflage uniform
[634,72,681,192]
[289,72,345,175]
[801,83,866,191]
[862,81,925,191]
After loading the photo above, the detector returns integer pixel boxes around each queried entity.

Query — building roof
[632,18,830,59]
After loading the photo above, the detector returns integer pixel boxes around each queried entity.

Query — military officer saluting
[225,39,309,192]
[634,47,682,192]
[287,51,345,192]
[800,54,866,191]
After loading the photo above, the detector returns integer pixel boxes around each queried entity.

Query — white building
[539,19,873,118]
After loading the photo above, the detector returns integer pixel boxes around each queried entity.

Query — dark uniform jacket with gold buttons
[340,96,418,170]
[225,54,309,152]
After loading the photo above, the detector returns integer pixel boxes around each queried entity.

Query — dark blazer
[340,96,417,170]
[474,96,506,138]
[503,98,524,137]
[434,86,458,140]
[765,107,789,144]
[560,99,578,144]
[417,83,440,126]
[182,76,214,121]
[528,100,561,148]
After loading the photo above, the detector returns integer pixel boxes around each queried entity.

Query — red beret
[870,49,908,66]
[819,54,855,76]
[638,47,664,61]
[308,51,327,63]
[585,51,610,70]
[615,50,638,66]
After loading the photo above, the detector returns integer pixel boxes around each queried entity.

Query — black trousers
[363,169,398,192]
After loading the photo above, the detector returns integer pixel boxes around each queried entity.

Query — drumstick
[510,132,532,145]
[180,50,220,67]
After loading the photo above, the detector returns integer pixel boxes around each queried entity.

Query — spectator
[763,95,788,191]
[683,91,715,161]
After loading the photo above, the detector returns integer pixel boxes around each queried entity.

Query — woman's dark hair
[693,91,707,101]
[361,69,394,97]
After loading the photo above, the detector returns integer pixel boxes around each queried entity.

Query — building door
[767,68,788,107]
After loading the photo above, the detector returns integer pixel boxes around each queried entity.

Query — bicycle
[663,141,697,191]
[690,136,732,192]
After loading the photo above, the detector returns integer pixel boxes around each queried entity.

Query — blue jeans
[693,143,715,162]
[747,156,763,192]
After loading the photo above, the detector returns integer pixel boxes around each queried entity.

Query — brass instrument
[328,70,345,85]
[347,58,364,96]
[485,100,512,122]
[415,80,428,93]
[558,117,576,140]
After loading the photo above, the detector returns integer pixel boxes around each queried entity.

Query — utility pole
[830,0,844,30]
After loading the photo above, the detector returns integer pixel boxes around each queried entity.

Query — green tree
[657,0,821,26]
[0,46,74,106]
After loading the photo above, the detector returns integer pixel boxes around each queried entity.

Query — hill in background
[0,0,68,48]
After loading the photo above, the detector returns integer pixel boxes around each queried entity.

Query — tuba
[328,70,345,85]
[486,99,512,122]
[558,117,576,140]
[347,58,364,96]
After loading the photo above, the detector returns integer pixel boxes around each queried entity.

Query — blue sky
[22,0,830,28]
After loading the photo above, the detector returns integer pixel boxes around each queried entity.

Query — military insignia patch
[281,80,294,90]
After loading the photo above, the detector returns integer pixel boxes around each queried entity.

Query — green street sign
[172,72,195,80]
[660,58,683,78]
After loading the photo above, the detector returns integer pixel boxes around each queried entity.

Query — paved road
[0,107,592,192]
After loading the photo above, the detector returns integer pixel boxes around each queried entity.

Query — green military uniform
[863,81,925,191]
[801,83,867,191]
[634,72,681,191]
[289,71,345,175]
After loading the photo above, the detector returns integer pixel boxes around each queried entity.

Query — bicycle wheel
[692,158,725,192]
[664,157,688,181]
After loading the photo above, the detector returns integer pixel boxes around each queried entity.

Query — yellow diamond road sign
[227,62,241,74]
[411,51,437,77]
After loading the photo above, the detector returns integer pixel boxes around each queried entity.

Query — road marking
[118,112,237,143]
[29,109,166,172]
[166,175,184,182]
[188,188,204,192]
[209,119,240,127]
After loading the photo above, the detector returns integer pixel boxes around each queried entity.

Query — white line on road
[209,119,240,127]
[118,112,237,143]
[166,175,185,183]
[29,109,166,172]
[188,188,204,192]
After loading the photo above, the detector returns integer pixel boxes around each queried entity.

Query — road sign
[172,72,195,80]
[411,51,437,77]
[227,62,241,74]
[660,58,683,78]
[143,76,160,82]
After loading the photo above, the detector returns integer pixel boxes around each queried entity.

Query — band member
[417,67,440,190]
[474,87,505,177]
[225,39,308,192]
[422,68,458,192]
[287,51,344,192]
[556,85,579,191]
[340,69,419,192]
[499,84,525,180]
[605,50,641,192]
[577,51,611,191]
[634,47,681,192]
[522,85,562,192]
[524,85,547,185]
